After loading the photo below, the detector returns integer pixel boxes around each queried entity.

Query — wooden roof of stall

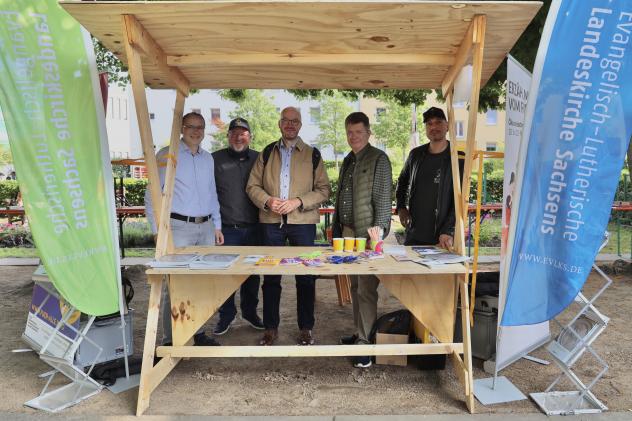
[60,1,540,90]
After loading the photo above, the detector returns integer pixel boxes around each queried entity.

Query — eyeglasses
[183,124,205,131]
[280,118,301,126]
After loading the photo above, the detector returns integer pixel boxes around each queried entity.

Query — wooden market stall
[61,1,541,415]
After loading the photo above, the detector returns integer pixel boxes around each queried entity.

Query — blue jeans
[261,223,316,330]
[218,224,261,322]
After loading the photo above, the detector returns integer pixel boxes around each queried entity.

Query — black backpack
[89,356,143,386]
[368,309,412,344]
[261,141,321,187]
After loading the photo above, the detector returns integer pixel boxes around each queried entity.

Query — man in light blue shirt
[145,111,223,346]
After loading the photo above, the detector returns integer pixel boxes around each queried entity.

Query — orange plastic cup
[332,238,344,252]
[343,237,355,252]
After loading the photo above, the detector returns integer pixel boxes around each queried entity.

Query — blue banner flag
[501,0,632,326]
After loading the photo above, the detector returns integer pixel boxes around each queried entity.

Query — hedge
[1,173,630,209]
[0,180,19,206]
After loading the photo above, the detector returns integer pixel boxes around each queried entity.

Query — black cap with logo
[228,117,250,131]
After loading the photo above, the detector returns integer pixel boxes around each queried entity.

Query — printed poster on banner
[0,0,121,316]
[502,0,632,326]
[493,56,550,372]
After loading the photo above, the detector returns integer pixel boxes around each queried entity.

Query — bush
[0,180,19,206]
[476,215,501,247]
[122,220,154,247]
[0,223,33,247]
[123,179,148,206]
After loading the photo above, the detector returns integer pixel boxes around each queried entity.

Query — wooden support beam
[154,90,185,258]
[459,279,476,413]
[461,15,486,226]
[123,14,190,97]
[122,16,163,242]
[168,53,454,67]
[137,275,172,416]
[156,343,464,358]
[446,91,466,256]
[441,16,478,97]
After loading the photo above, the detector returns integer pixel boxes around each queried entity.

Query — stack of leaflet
[148,253,240,269]
[148,253,198,268]
[189,253,240,269]
[412,246,470,268]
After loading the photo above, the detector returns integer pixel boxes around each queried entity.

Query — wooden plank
[450,351,468,395]
[168,274,247,345]
[380,274,456,343]
[459,279,476,413]
[461,15,486,225]
[156,343,464,358]
[62,1,542,90]
[122,16,162,240]
[123,14,189,96]
[154,90,185,258]
[136,275,165,416]
[470,153,485,323]
[441,17,476,96]
[446,92,466,255]
[169,53,454,67]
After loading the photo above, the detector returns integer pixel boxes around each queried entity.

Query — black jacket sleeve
[395,149,415,211]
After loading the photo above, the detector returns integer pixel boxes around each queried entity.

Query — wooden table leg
[137,274,164,416]
[459,277,475,413]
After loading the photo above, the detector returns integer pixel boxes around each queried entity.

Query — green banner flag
[0,0,120,315]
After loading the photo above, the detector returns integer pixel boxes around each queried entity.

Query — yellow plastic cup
[332,238,344,252]
[343,237,355,252]
[355,237,367,252]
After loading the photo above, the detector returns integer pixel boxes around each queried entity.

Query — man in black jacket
[396,107,464,248]
[212,118,264,335]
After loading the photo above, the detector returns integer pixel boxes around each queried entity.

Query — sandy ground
[0,262,630,417]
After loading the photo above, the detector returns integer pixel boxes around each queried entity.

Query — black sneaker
[242,314,265,330]
[193,333,221,346]
[353,356,372,368]
[213,318,234,336]
[339,334,358,345]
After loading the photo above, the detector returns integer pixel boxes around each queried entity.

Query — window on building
[121,99,128,120]
[486,109,498,125]
[191,108,201,115]
[456,121,465,139]
[376,107,386,121]
[149,113,155,120]
[210,108,220,121]
[486,142,497,151]
[309,107,320,123]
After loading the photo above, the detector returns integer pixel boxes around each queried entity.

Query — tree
[372,97,421,163]
[313,92,353,171]
[211,90,279,152]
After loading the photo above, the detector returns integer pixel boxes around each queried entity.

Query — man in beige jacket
[247,106,330,346]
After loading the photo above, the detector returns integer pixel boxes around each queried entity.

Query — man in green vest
[332,111,392,368]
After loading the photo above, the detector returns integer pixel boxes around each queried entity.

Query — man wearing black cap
[396,107,464,248]
[212,117,265,335]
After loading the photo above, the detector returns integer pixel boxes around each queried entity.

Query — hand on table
[437,234,453,251]
[215,229,224,245]
[398,208,411,228]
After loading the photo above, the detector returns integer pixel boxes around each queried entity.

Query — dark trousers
[261,223,316,330]
[217,224,261,322]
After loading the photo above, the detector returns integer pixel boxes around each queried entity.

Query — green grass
[0,247,39,258]
[123,248,154,257]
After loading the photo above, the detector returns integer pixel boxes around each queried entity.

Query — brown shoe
[258,329,278,346]
[297,329,315,346]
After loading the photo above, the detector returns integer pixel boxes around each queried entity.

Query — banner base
[530,391,607,415]
[473,376,526,405]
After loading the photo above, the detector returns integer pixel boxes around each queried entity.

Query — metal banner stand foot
[531,237,612,415]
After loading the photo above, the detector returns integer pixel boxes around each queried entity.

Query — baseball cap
[228,117,250,131]
[422,107,447,123]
